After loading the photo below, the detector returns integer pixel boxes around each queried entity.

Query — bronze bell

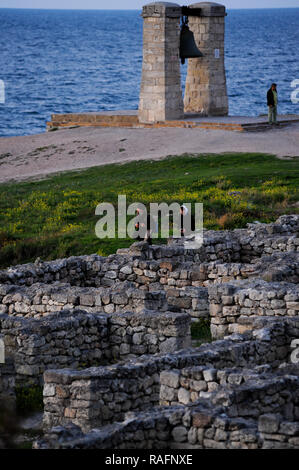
[180,22,203,65]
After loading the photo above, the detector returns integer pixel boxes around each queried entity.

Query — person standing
[267,83,278,125]
[135,207,156,245]
[180,205,195,237]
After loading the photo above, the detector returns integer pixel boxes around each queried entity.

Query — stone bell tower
[138,2,184,123]
[138,2,228,122]
[184,2,228,116]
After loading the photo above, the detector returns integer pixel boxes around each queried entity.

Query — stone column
[184,2,229,116]
[138,2,184,123]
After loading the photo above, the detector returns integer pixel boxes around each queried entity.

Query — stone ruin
[139,2,229,123]
[0,214,298,449]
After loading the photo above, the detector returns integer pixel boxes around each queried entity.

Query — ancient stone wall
[0,214,297,449]
[36,371,299,449]
[0,310,190,387]
[37,316,299,449]
[209,280,299,339]
[0,216,297,326]
[0,282,168,318]
[1,216,297,288]
[41,319,297,433]
[160,362,299,413]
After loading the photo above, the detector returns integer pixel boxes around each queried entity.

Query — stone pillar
[184,2,228,116]
[138,2,184,123]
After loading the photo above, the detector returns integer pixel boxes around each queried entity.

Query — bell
[180,23,203,65]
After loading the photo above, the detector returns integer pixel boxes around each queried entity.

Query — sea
[0,8,298,137]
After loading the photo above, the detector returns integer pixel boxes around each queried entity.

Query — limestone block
[80,294,95,307]
[43,384,56,397]
[120,265,133,275]
[159,337,178,353]
[160,384,177,402]
[191,380,208,392]
[203,368,217,382]
[210,303,223,315]
[160,370,180,389]
[178,387,191,405]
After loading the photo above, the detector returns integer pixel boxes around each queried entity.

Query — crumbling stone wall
[160,365,272,406]
[0,310,190,387]
[0,311,108,386]
[1,215,297,289]
[209,280,299,339]
[0,282,168,318]
[0,214,298,449]
[160,362,299,413]
[36,383,299,450]
[42,319,296,433]
[212,372,299,422]
[37,317,299,449]
[43,362,162,431]
[0,215,297,325]
[160,318,299,405]
[1,254,297,323]
[37,403,261,450]
[165,285,209,319]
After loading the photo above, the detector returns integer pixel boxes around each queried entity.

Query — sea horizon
[0,7,298,137]
[1,6,299,10]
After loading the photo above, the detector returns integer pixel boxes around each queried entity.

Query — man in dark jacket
[135,207,156,245]
[180,205,196,237]
[267,83,278,125]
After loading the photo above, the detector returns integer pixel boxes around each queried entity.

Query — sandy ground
[0,123,298,184]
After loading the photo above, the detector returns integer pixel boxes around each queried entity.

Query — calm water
[0,8,298,137]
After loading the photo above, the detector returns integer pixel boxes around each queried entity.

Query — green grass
[15,385,44,416]
[0,152,298,268]
[191,318,212,346]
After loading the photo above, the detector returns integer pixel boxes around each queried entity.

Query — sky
[0,0,299,10]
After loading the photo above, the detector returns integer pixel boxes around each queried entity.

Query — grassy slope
[0,152,298,268]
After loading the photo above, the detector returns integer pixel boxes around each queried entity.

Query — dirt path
[0,123,298,184]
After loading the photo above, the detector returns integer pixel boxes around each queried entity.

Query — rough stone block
[160,370,180,389]
[258,414,282,434]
